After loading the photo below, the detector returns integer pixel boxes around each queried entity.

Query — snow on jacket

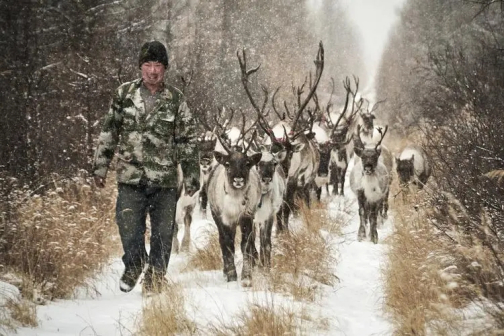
[92,78,199,188]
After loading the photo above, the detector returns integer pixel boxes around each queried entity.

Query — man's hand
[94,175,106,188]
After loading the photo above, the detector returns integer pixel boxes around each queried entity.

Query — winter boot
[119,265,144,293]
[142,267,169,294]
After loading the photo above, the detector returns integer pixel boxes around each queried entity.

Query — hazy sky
[340,0,405,78]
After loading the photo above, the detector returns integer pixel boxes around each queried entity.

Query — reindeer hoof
[225,270,237,282]
[180,243,190,253]
[358,230,366,242]
[370,234,378,244]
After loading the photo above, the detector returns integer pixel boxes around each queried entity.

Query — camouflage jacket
[92,78,199,188]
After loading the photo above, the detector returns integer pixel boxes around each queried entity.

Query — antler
[271,87,285,120]
[290,41,324,134]
[369,99,387,114]
[353,124,365,149]
[237,48,284,145]
[374,126,388,150]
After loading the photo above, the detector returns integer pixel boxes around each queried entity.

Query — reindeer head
[197,131,218,172]
[214,134,262,190]
[256,146,287,194]
[354,125,388,175]
[360,112,375,131]
[396,156,415,185]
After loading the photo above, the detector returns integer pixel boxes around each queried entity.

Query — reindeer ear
[213,151,227,165]
[249,153,263,167]
[410,155,415,163]
[370,114,376,119]
[354,145,363,158]
[293,143,305,152]
[306,132,316,140]
[274,149,288,162]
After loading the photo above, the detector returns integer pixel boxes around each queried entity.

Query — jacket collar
[129,79,173,114]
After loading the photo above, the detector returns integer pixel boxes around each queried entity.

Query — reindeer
[194,130,218,218]
[172,164,200,253]
[237,42,324,232]
[317,76,363,197]
[254,144,287,268]
[206,130,262,285]
[396,145,431,191]
[350,125,390,244]
[357,98,386,144]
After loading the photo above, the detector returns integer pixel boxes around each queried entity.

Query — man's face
[141,61,165,87]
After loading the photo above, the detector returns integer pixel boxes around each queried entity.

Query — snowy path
[324,195,393,335]
[18,164,393,336]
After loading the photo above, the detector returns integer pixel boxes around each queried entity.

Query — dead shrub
[5,298,37,328]
[185,227,222,272]
[0,173,117,300]
[0,296,38,334]
[207,294,321,336]
[136,281,197,336]
[384,190,496,335]
[266,200,339,302]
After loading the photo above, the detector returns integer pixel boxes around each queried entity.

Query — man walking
[92,41,199,294]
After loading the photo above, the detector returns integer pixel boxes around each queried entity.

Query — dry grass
[485,169,504,184]
[184,227,223,272]
[0,297,38,334]
[136,281,197,336]
[207,293,327,336]
[383,187,498,335]
[5,298,37,328]
[0,173,117,301]
[265,200,339,302]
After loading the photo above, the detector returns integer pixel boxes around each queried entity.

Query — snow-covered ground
[16,162,393,336]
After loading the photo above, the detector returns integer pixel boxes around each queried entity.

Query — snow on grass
[17,162,393,335]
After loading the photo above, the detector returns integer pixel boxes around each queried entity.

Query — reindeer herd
[174,42,432,285]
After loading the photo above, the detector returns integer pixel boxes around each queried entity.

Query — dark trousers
[116,183,177,273]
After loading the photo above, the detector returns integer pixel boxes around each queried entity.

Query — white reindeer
[396,145,431,190]
[206,137,262,286]
[254,145,287,268]
[172,164,200,253]
[350,125,390,244]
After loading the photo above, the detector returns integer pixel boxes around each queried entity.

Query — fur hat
[138,41,168,68]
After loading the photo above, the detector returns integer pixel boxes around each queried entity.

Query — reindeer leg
[357,190,367,241]
[382,188,390,220]
[279,181,296,233]
[200,188,208,218]
[369,202,379,244]
[240,216,254,286]
[251,222,259,267]
[172,218,180,254]
[213,211,237,282]
[276,204,285,233]
[316,186,322,201]
[330,166,338,195]
[260,217,274,269]
[181,205,193,252]
[340,167,347,196]
[305,182,313,208]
